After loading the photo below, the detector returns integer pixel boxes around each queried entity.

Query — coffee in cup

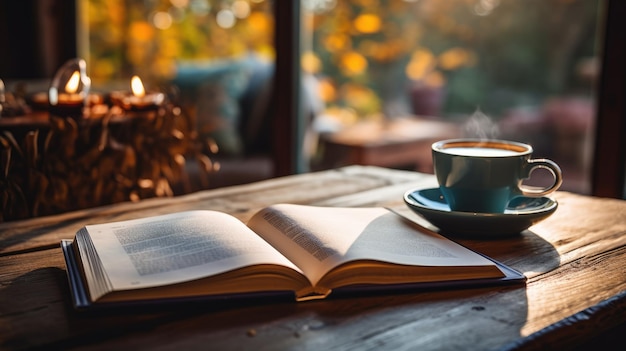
[432,139,562,213]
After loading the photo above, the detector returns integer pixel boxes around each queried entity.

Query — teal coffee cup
[432,139,563,213]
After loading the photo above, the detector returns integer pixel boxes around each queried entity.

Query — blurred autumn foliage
[305,0,600,121]
[83,0,274,83]
[83,0,600,121]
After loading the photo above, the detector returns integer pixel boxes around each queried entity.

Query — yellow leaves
[91,59,117,81]
[324,34,350,53]
[354,13,381,34]
[86,0,125,27]
[406,47,476,86]
[406,49,437,80]
[87,1,276,82]
[129,21,155,43]
[317,78,337,103]
[247,12,272,34]
[302,51,322,74]
[127,21,156,66]
[364,39,409,62]
[438,47,476,71]
[161,37,182,58]
[340,51,368,76]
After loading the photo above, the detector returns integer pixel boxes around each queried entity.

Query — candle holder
[48,58,91,118]
[110,76,165,112]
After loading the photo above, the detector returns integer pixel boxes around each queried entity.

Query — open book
[61,204,525,309]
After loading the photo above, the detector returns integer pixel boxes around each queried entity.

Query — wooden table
[1,166,624,350]
[318,117,460,173]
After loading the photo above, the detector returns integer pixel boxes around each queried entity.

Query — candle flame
[65,71,80,94]
[131,75,146,97]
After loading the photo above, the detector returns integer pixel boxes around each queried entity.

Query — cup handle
[519,158,563,197]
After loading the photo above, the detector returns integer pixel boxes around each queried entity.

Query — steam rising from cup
[462,108,500,140]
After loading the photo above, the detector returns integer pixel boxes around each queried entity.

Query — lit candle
[32,89,102,111]
[49,71,87,117]
[111,76,164,111]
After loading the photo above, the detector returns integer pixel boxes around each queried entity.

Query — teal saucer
[403,187,558,238]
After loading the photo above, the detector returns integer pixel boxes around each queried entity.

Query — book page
[83,210,303,292]
[247,204,499,286]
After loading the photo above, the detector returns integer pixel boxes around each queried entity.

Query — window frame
[592,0,626,198]
[274,0,625,198]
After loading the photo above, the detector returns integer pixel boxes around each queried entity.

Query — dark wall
[0,0,77,79]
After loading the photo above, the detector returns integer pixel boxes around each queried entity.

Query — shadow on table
[301,229,550,349]
[457,229,561,279]
[281,228,560,349]
[390,205,561,278]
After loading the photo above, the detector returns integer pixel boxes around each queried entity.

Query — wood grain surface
[1,166,624,350]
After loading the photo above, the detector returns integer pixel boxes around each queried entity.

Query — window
[302,0,606,195]
[82,0,274,83]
